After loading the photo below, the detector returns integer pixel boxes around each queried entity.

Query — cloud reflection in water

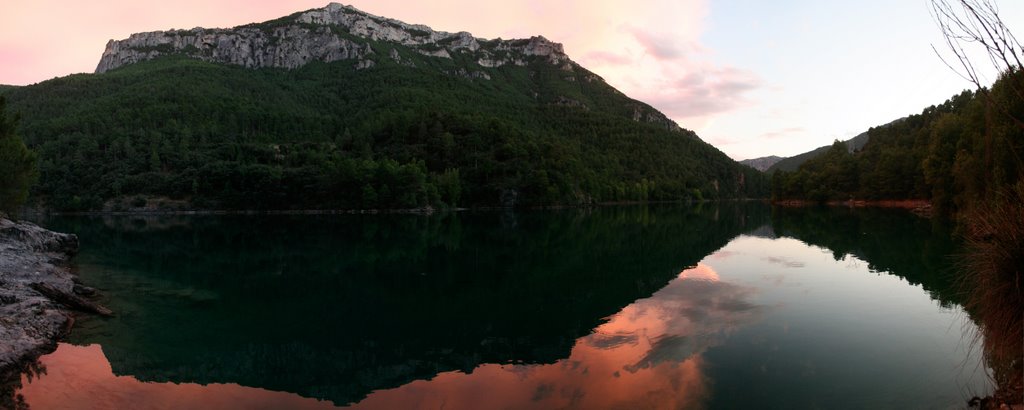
[14,264,762,410]
[352,263,763,409]
[16,344,339,410]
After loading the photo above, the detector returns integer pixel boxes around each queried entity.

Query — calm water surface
[15,204,990,409]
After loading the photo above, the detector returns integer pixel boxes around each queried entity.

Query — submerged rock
[0,218,94,380]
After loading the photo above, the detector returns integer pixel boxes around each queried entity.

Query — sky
[1,0,1021,160]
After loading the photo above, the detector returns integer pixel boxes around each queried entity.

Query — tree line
[771,69,1023,215]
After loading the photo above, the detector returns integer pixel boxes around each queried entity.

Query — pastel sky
[2,0,1021,159]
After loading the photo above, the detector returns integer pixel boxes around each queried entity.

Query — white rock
[95,3,572,74]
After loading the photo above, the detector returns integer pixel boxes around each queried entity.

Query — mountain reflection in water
[12,205,990,409]
[17,264,757,410]
[351,264,760,409]
[17,344,337,410]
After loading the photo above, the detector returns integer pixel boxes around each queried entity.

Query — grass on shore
[959,180,1024,406]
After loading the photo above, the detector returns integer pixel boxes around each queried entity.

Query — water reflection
[769,206,961,306]
[17,344,337,410]
[24,204,767,406]
[352,264,761,409]
[13,205,989,408]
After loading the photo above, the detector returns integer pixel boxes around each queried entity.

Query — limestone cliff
[96,24,373,73]
[96,3,569,74]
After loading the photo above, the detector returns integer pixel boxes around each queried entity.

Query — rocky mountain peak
[91,3,688,134]
[95,3,572,73]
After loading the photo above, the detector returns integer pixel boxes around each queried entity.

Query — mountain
[95,3,683,133]
[739,155,782,172]
[1,3,767,212]
[766,131,871,173]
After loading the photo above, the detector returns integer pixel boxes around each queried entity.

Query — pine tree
[0,96,38,215]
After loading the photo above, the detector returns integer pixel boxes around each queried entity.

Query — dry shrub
[960,180,1024,404]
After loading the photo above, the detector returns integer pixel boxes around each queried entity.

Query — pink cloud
[584,19,761,124]
[632,62,762,119]
[759,127,806,139]
[581,51,633,66]
[625,27,707,61]
[707,136,740,146]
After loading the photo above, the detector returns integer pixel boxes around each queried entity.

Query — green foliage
[4,51,768,211]
[767,132,870,173]
[773,140,858,203]
[0,96,38,214]
[772,69,1024,213]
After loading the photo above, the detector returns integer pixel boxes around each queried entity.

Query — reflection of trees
[770,206,962,306]
[2,360,45,410]
[35,202,769,406]
[771,205,1024,405]
[958,188,1024,405]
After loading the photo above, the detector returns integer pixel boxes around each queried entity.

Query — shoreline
[22,198,942,219]
[772,199,933,215]
[0,217,108,394]
[22,198,771,217]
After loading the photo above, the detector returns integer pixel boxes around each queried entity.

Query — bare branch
[931,0,1024,129]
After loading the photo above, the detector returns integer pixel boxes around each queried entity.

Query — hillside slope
[2,3,766,211]
[739,156,782,172]
[767,131,871,173]
[770,70,1023,212]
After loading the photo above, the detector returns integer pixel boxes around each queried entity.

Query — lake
[14,204,990,409]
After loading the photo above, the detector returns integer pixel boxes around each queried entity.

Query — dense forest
[0,48,766,212]
[771,69,1023,214]
[0,96,37,215]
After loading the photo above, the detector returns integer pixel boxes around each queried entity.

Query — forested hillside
[771,69,1023,214]
[766,131,870,173]
[0,6,766,212]
[738,155,782,172]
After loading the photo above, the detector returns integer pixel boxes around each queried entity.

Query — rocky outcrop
[96,2,572,74]
[0,218,96,380]
[96,25,373,73]
[630,103,684,133]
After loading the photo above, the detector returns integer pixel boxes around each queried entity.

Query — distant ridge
[739,155,783,172]
[766,131,871,173]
